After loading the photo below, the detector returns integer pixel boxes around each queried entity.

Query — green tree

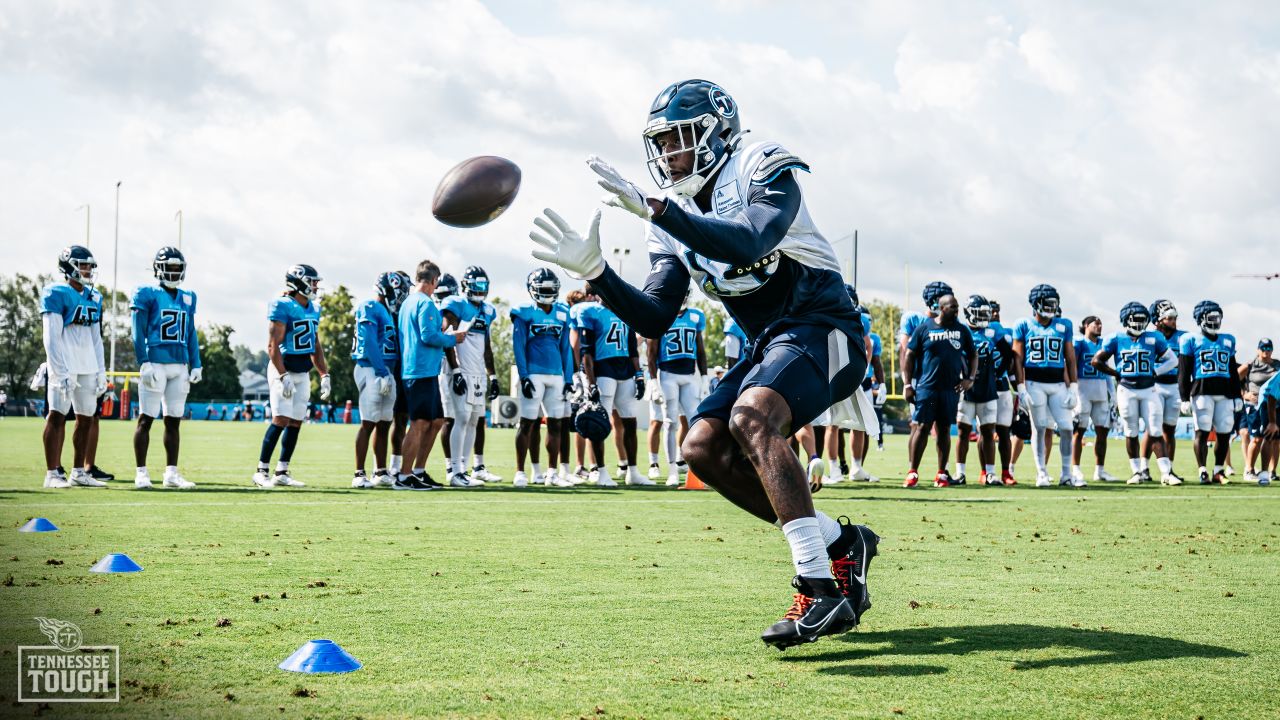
[488,297,515,395]
[862,298,906,419]
[317,285,356,404]
[190,324,241,402]
[99,286,136,376]
[233,344,269,375]
[0,273,48,400]
[691,298,727,369]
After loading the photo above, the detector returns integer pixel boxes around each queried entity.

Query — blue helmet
[574,401,612,442]
[58,245,97,286]
[1149,299,1178,326]
[1028,284,1061,318]
[1120,301,1150,335]
[461,265,489,303]
[964,294,992,328]
[643,79,743,198]
[285,264,321,299]
[376,271,410,312]
[1193,300,1223,332]
[527,267,560,304]
[153,246,186,288]
[434,273,458,301]
[922,281,953,309]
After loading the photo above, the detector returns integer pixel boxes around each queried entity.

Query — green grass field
[0,417,1276,719]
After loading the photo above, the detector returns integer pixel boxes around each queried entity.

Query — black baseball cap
[1260,338,1274,351]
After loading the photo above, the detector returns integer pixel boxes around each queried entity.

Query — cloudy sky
[2,0,1278,353]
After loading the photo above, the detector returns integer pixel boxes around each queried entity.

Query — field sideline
[0,418,1276,719]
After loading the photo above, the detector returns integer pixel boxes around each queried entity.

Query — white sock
[829,465,844,482]
[1059,432,1072,474]
[782,517,833,579]
[275,461,289,472]
[412,467,424,475]
[1071,464,1081,475]
[165,465,178,476]
[1138,458,1149,471]
[559,463,569,477]
[649,452,660,465]
[1156,457,1173,475]
[849,456,864,474]
[474,454,484,467]
[390,455,402,474]
[815,511,842,547]
[1213,464,1222,474]
[956,462,966,477]
[532,462,543,477]
[985,463,995,474]
[444,458,455,474]
[1129,458,1142,473]
[136,466,147,475]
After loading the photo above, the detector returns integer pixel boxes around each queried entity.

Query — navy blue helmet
[285,264,321,299]
[461,265,489,303]
[1028,284,1061,318]
[643,79,743,198]
[527,267,560,304]
[844,283,859,306]
[434,273,458,301]
[922,281,953,309]
[964,294,992,328]
[376,271,410,312]
[153,246,186,288]
[58,245,97,286]
[1193,300,1223,332]
[574,401,612,441]
[1120,301,1150,335]
[1149,299,1178,326]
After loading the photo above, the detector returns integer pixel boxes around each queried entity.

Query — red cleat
[1002,469,1017,486]
[903,470,919,488]
[933,471,951,488]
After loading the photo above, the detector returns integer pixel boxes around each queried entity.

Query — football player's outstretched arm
[647,172,802,267]
[1153,348,1177,377]
[586,255,690,339]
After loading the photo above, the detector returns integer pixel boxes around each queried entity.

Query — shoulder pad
[750,151,810,185]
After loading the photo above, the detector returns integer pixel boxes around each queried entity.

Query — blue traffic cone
[278,639,362,673]
[19,518,58,532]
[89,553,143,573]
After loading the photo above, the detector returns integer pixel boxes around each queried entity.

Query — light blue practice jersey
[659,308,706,364]
[1075,337,1104,381]
[398,291,456,380]
[269,296,320,356]
[42,283,103,328]
[131,285,200,367]
[1014,316,1073,383]
[511,301,573,381]
[1180,332,1238,381]
[1101,331,1169,389]
[352,298,397,376]
[574,302,633,362]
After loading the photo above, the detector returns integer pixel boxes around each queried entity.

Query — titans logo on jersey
[352,299,397,370]
[1102,332,1169,389]
[1014,317,1073,383]
[269,295,320,372]
[132,286,198,366]
[42,284,102,327]
[659,308,705,367]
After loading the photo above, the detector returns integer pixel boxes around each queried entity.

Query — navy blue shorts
[393,374,408,415]
[693,322,866,431]
[912,391,958,426]
[404,377,443,422]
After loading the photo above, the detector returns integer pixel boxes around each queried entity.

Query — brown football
[431,156,522,228]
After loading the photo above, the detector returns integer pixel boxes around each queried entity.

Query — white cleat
[44,471,71,489]
[1258,472,1271,486]
[567,470,587,485]
[70,469,107,487]
[449,473,478,488]
[512,471,529,488]
[1243,470,1258,484]
[273,471,305,487]
[806,457,826,489]
[1127,472,1143,485]
[548,471,574,488]
[252,470,275,488]
[472,466,502,483]
[1071,474,1087,488]
[1071,467,1086,483]
[1094,468,1119,482]
[1036,471,1053,488]
[134,469,154,490]
[627,468,656,486]
[374,471,395,487]
[1223,465,1236,477]
[665,473,681,487]
[648,464,662,480]
[529,471,545,486]
[1059,472,1075,487]
[351,471,375,489]
[1162,473,1183,486]
[594,468,618,488]
[163,470,195,489]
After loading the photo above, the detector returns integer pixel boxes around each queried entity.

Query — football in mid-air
[431,155,522,228]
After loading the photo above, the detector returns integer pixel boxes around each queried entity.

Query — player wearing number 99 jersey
[1179,300,1242,484]
[1012,284,1079,487]
[130,247,202,489]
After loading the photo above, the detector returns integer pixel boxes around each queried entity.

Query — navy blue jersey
[1102,331,1169,390]
[1155,328,1186,385]
[908,317,975,396]
[966,326,999,403]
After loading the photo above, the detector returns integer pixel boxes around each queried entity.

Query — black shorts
[393,375,408,415]
[911,391,958,426]
[404,377,444,422]
[693,322,866,431]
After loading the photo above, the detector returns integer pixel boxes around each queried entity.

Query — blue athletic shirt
[908,317,975,397]
[1179,332,1239,399]
[1260,373,1280,404]
[398,291,456,380]
[42,283,103,327]
[268,295,321,373]
[1075,337,1104,381]
[1155,328,1186,385]
[988,321,1014,391]
[1013,317,1073,384]
[351,298,397,376]
[511,301,573,382]
[41,283,105,375]
[575,302,635,380]
[1101,331,1169,390]
[865,331,882,381]
[131,286,201,367]
[658,307,705,374]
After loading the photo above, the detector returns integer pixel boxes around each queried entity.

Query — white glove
[95,372,108,396]
[874,383,887,406]
[1064,383,1080,410]
[377,375,392,397]
[140,362,160,390]
[280,375,296,399]
[587,156,654,220]
[648,381,664,404]
[320,374,332,400]
[1017,387,1032,410]
[1180,400,1192,415]
[1233,398,1244,412]
[189,367,203,384]
[530,209,606,280]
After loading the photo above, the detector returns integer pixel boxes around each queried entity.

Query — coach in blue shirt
[903,294,978,487]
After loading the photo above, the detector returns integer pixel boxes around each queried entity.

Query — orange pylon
[680,469,710,490]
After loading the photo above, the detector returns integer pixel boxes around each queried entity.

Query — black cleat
[419,472,444,488]
[827,517,879,624]
[761,576,857,650]
[89,465,115,482]
[1140,468,1153,483]
[393,474,435,491]
[1199,470,1212,485]
[950,473,967,486]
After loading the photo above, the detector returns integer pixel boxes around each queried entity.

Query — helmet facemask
[1124,310,1150,336]
[644,117,734,198]
[69,260,97,287]
[965,302,992,328]
[1199,310,1222,333]
[1034,296,1061,320]
[155,258,186,289]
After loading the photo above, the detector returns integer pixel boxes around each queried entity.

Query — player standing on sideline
[566,288,595,480]
[1070,316,1117,483]
[986,299,1017,484]
[440,266,499,487]
[836,296,882,484]
[648,294,707,485]
[645,336,667,480]
[1179,301,1243,484]
[252,265,330,488]
[40,246,108,488]
[954,295,1012,486]
[1012,284,1079,487]
[396,261,467,490]
[575,286,651,486]
[1240,339,1278,483]
[511,268,575,488]
[350,272,408,488]
[1147,299,1184,474]
[1092,303,1181,485]
[432,274,460,481]
[1254,371,1280,485]
[386,270,415,482]
[131,247,201,489]
[530,79,878,648]
[903,294,977,487]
